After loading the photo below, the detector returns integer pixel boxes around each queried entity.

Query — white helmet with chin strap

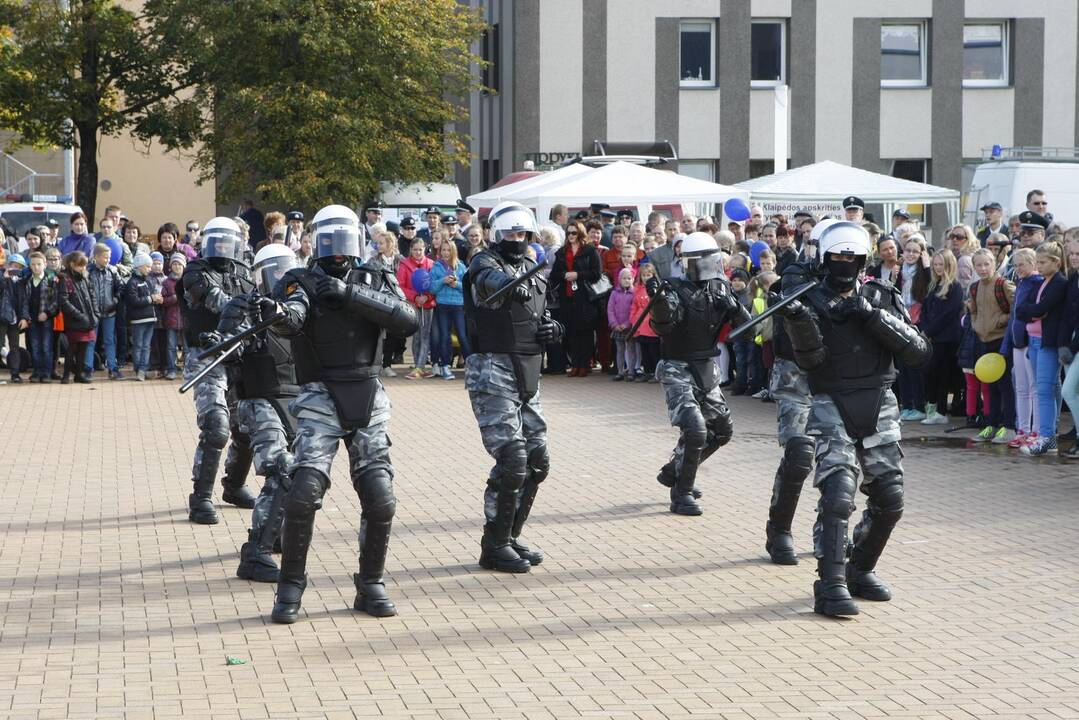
[252,243,301,294]
[680,231,723,282]
[818,220,870,291]
[310,204,366,262]
[488,201,538,262]
[201,217,245,263]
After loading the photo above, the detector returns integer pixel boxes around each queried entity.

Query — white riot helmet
[488,201,538,263]
[818,220,870,291]
[252,243,301,295]
[310,204,365,274]
[201,217,245,264]
[804,216,839,263]
[680,231,723,282]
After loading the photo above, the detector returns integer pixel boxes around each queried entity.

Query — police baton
[727,279,820,341]
[482,261,547,307]
[625,282,669,338]
[178,342,242,394]
[194,312,284,362]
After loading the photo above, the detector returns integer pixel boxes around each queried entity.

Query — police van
[965,147,1079,226]
[0,199,82,249]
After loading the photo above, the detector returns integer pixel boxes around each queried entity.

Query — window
[881,23,926,87]
[963,22,1008,87]
[751,20,786,86]
[481,24,500,93]
[680,21,715,86]
[678,160,717,217]
[890,159,928,221]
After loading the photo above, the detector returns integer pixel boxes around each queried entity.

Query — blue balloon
[411,268,431,294]
[529,242,545,266]
[749,240,769,269]
[724,197,752,222]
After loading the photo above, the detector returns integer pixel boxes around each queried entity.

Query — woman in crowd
[397,237,436,380]
[948,224,980,289]
[156,222,197,262]
[896,234,931,420]
[58,212,95,258]
[918,249,964,424]
[968,248,1017,443]
[57,251,99,384]
[369,231,404,377]
[1059,234,1079,457]
[549,220,602,377]
[429,239,469,380]
[1017,241,1070,456]
[537,226,567,376]
[1001,248,1041,448]
[23,227,47,256]
[464,223,486,261]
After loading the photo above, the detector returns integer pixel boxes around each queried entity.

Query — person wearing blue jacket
[1059,237,1079,458]
[429,241,470,379]
[1000,248,1042,447]
[1016,242,1070,456]
[918,250,964,424]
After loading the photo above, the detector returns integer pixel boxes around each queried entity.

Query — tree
[0,0,202,224]
[148,0,486,211]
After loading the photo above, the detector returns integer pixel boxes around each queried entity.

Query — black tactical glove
[499,275,532,303]
[834,296,874,322]
[254,295,280,322]
[712,280,739,314]
[198,331,223,349]
[768,291,805,319]
[536,317,564,344]
[315,274,347,306]
[645,276,665,298]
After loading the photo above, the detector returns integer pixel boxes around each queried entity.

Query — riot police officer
[777,221,931,617]
[463,201,563,574]
[179,217,257,524]
[208,244,303,582]
[764,218,836,565]
[648,232,750,516]
[268,205,419,624]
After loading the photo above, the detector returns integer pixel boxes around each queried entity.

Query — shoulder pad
[279,267,312,297]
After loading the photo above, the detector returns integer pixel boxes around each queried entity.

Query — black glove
[536,318,564,344]
[255,295,279,322]
[834,296,874,322]
[499,275,532,303]
[767,291,804,319]
[645,276,663,298]
[198,331,223,349]
[315,274,347,306]
[712,281,738,314]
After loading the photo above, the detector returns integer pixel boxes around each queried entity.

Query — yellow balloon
[974,352,1006,384]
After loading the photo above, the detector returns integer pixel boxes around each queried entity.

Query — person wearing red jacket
[396,237,436,379]
[630,261,660,382]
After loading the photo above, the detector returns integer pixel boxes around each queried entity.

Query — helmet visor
[202,231,244,261]
[253,253,300,294]
[314,226,363,260]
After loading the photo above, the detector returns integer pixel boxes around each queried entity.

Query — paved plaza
[0,375,1076,720]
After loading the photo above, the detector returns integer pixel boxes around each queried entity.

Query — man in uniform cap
[977,201,1006,246]
[46,217,60,244]
[363,203,383,242]
[443,214,467,258]
[418,206,441,246]
[573,210,590,221]
[286,211,305,246]
[1017,210,1048,248]
[599,208,617,248]
[842,196,865,223]
[455,199,475,228]
[397,215,418,257]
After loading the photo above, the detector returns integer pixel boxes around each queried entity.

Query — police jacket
[651,277,749,362]
[177,259,254,346]
[463,250,547,356]
[217,293,299,400]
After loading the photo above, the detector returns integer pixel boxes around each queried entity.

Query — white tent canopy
[735,160,961,226]
[465,164,593,208]
[498,161,749,222]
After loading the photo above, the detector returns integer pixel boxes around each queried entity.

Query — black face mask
[495,240,527,265]
[317,256,351,278]
[824,254,863,292]
[207,257,232,273]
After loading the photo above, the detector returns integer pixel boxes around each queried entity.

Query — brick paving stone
[0,376,1076,719]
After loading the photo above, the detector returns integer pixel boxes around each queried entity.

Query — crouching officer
[777,221,931,617]
[648,232,750,516]
[268,205,419,624]
[178,217,257,524]
[463,201,563,573]
[204,244,303,582]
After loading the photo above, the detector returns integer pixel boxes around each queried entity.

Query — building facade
[459,0,1079,228]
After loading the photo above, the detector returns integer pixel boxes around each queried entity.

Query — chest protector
[659,279,729,362]
[230,331,300,400]
[804,285,896,396]
[178,260,254,345]
[463,253,547,356]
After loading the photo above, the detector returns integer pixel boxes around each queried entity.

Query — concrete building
[457,0,1079,229]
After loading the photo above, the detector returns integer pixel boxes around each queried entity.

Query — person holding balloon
[397,238,436,380]
[429,240,470,379]
[967,248,1016,444]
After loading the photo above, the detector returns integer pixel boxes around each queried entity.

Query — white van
[0,200,83,248]
[965,148,1079,227]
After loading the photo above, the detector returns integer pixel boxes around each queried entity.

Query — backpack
[969,277,1010,315]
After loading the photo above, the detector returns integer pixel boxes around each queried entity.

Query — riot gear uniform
[464,202,562,573]
[650,233,750,516]
[268,205,419,624]
[778,221,931,617]
[178,217,257,524]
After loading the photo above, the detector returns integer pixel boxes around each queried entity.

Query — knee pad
[284,467,329,517]
[820,471,857,518]
[783,435,815,476]
[527,446,550,484]
[497,440,528,490]
[870,475,904,523]
[708,410,734,449]
[355,467,396,522]
[201,410,230,449]
[682,414,708,452]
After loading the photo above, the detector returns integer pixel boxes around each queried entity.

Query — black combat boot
[765,521,798,565]
[813,476,859,617]
[482,489,530,573]
[846,482,903,602]
[236,529,280,583]
[188,447,221,525]
[221,442,256,508]
[510,480,544,565]
[669,441,704,516]
[353,518,397,617]
[271,513,314,624]
[765,440,812,565]
[657,458,702,498]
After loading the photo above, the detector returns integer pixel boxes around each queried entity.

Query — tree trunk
[75,122,98,225]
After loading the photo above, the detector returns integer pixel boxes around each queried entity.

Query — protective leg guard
[271,468,327,624]
[670,419,706,516]
[221,441,257,509]
[510,447,548,565]
[848,471,904,602]
[236,529,280,583]
[354,467,397,617]
[656,456,702,498]
[813,472,859,617]
[188,445,223,525]
[766,436,814,565]
[484,443,530,573]
[255,472,287,555]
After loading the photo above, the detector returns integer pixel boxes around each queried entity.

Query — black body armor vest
[659,279,730,362]
[803,285,896,396]
[230,331,299,400]
[463,252,546,356]
[179,260,254,346]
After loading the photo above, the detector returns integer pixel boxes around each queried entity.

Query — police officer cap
[441,213,458,225]
[590,203,610,213]
[425,206,441,216]
[385,220,400,234]
[573,210,590,220]
[617,209,634,219]
[892,208,911,220]
[455,199,476,214]
[599,209,617,219]
[286,210,304,222]
[364,201,383,213]
[842,196,865,210]
[46,218,60,227]
[792,209,813,219]
[980,201,1003,211]
[1018,210,1049,230]
[399,215,417,228]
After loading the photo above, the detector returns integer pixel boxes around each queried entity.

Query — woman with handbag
[549,221,602,377]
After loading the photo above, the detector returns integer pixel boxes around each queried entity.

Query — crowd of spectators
[1,192,1076,457]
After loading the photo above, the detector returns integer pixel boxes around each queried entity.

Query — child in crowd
[1000,248,1041,447]
[631,262,660,382]
[57,251,99,384]
[159,253,187,380]
[148,252,168,377]
[607,267,638,381]
[757,248,777,275]
[124,253,158,382]
[1017,241,1070,456]
[1,254,28,383]
[728,268,753,395]
[429,240,469,380]
[24,252,58,383]
[897,235,932,420]
[918,249,964,425]
[44,247,63,379]
[86,243,123,380]
[749,271,778,400]
[968,248,1016,443]
[619,242,640,281]
[397,237,435,379]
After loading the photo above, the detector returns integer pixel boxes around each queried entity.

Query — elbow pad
[785,308,826,370]
[344,284,421,336]
[865,309,932,369]
[650,291,681,325]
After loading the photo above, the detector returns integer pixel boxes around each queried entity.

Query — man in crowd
[549,204,569,228]
[97,217,129,268]
[396,216,418,257]
[184,221,201,250]
[1026,189,1052,222]
[976,201,1006,246]
[363,202,383,240]
[889,209,911,239]
[418,206,441,247]
[1017,210,1048,248]
[286,211,305,246]
[599,208,617,248]
[240,200,266,250]
[843,196,865,223]
[679,214,698,235]
[46,218,60,245]
[456,200,475,229]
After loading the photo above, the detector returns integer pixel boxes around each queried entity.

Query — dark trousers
[565,327,596,370]
[983,339,1016,429]
[638,336,660,375]
[64,339,88,379]
[1,323,21,377]
[433,304,470,366]
[732,339,753,389]
[28,322,53,377]
[897,361,925,411]
[544,307,568,374]
[924,340,960,410]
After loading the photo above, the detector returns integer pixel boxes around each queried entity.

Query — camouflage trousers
[656,359,733,483]
[182,345,251,486]
[465,353,548,522]
[236,398,294,537]
[806,390,904,560]
[769,358,811,446]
